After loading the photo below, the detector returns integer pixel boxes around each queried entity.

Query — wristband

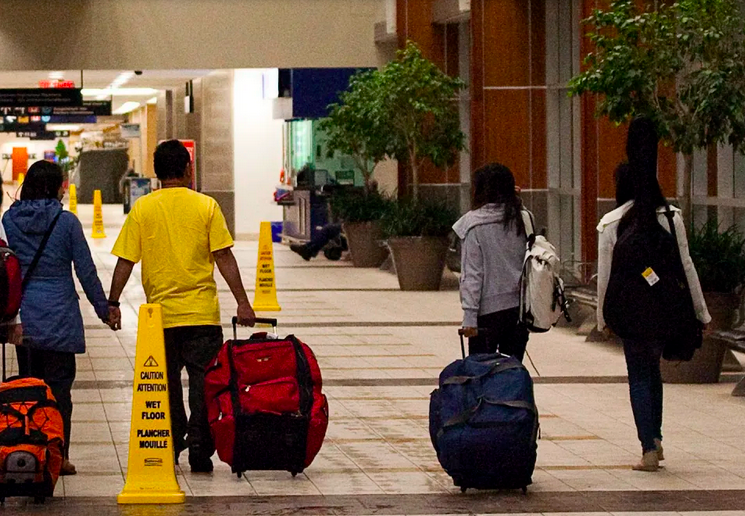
[108,300,121,308]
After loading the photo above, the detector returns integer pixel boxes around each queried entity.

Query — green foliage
[323,41,466,197]
[319,71,388,190]
[55,139,68,161]
[329,188,393,223]
[381,42,466,192]
[381,197,458,238]
[689,219,745,293]
[569,0,745,155]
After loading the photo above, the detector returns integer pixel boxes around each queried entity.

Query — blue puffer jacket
[3,199,109,354]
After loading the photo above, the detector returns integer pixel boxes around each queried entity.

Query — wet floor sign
[118,304,185,504]
[253,221,281,311]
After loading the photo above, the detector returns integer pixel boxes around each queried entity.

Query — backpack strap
[22,210,62,290]
[521,209,535,239]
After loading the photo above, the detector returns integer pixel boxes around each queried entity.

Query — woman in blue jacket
[3,160,116,476]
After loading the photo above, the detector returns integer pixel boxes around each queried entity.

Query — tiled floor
[4,204,745,514]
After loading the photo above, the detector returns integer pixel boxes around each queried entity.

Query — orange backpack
[0,377,64,502]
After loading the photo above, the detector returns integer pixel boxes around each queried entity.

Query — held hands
[461,327,479,338]
[107,306,122,331]
[236,302,256,327]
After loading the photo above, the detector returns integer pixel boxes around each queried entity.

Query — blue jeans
[623,340,664,453]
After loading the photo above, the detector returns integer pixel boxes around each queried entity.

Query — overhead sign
[16,130,70,140]
[0,88,83,107]
[38,80,76,89]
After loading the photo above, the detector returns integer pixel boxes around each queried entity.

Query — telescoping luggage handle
[458,328,492,359]
[232,316,278,341]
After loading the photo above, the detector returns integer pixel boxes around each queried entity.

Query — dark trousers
[468,307,529,361]
[163,325,223,462]
[307,224,343,254]
[16,347,76,458]
[623,340,664,453]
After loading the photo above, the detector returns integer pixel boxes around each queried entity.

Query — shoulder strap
[22,211,62,290]
[521,209,535,238]
[663,207,691,289]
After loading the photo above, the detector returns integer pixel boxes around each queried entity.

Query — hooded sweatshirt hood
[5,199,63,235]
[452,204,506,239]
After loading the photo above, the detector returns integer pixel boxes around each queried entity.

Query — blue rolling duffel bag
[429,331,539,493]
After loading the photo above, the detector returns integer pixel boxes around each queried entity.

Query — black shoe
[291,244,314,261]
[189,457,214,473]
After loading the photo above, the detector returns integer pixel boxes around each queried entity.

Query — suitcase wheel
[236,472,242,479]
[522,487,528,495]
[291,471,298,478]
[460,487,467,493]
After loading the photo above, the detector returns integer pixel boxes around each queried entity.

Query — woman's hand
[461,327,479,338]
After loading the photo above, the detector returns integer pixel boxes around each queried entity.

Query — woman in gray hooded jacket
[453,163,529,360]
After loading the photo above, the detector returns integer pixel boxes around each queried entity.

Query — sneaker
[189,457,214,473]
[290,244,313,261]
[654,438,665,461]
[60,459,77,476]
[632,450,660,472]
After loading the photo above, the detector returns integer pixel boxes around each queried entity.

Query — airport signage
[0,88,83,107]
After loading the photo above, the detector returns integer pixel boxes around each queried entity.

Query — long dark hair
[617,117,667,237]
[472,162,525,235]
[614,162,633,207]
[20,161,64,201]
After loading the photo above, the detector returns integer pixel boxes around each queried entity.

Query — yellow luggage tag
[642,267,660,286]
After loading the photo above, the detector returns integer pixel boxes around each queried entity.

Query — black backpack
[603,208,702,359]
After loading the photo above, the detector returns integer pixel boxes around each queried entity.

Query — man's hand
[236,303,256,327]
[461,327,478,338]
[107,306,122,331]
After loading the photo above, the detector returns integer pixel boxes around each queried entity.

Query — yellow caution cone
[68,184,78,216]
[118,304,185,505]
[17,172,24,186]
[91,189,106,239]
[253,221,281,311]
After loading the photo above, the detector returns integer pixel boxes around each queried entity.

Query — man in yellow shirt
[108,140,255,473]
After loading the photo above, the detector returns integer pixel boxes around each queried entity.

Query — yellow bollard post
[17,172,24,186]
[91,189,106,239]
[68,184,78,216]
[118,304,185,505]
[252,221,281,311]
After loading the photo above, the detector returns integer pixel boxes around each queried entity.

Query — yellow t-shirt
[112,188,234,329]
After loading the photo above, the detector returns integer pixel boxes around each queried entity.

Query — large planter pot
[343,221,387,268]
[387,236,449,291]
[661,291,739,384]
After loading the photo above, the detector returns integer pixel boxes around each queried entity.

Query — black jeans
[623,340,664,453]
[163,325,223,462]
[17,347,76,459]
[468,307,529,361]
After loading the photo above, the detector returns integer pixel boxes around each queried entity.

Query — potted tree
[382,198,458,291]
[380,42,466,198]
[320,71,391,267]
[569,0,745,219]
[661,220,745,383]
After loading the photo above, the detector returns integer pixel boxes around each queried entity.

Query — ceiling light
[146,96,158,105]
[82,88,159,97]
[113,102,141,115]
[46,124,81,132]
[48,71,65,80]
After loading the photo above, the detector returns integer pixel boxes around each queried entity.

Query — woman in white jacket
[597,117,711,472]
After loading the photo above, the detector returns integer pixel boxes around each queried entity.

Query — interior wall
[0,0,382,70]
[127,104,158,177]
[232,69,283,240]
[0,134,69,183]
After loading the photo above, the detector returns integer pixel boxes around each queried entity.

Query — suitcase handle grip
[232,317,278,340]
[458,328,494,360]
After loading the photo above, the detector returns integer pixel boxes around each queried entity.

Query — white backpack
[519,211,571,332]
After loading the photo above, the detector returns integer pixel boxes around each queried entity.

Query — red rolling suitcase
[204,318,328,477]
